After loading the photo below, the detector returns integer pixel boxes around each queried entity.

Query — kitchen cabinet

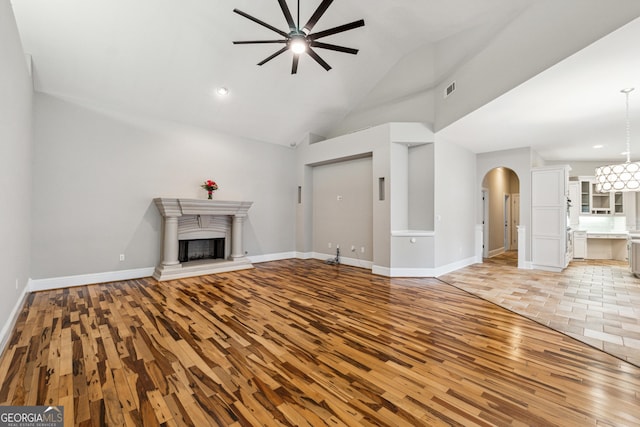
[630,232,640,277]
[580,180,590,213]
[573,230,587,259]
[568,181,580,226]
[577,177,624,215]
[531,165,570,271]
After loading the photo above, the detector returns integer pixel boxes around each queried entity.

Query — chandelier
[594,88,640,192]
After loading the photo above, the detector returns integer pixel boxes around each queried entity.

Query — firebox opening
[178,238,225,263]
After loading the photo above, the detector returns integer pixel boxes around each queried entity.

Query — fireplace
[178,238,225,262]
[153,198,253,281]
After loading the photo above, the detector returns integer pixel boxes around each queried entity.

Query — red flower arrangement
[201,179,218,199]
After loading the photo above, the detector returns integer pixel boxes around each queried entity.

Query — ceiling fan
[232,0,365,74]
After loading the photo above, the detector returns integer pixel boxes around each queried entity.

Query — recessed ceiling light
[593,144,603,149]
[216,87,229,96]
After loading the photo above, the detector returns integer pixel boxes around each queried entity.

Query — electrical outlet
[351,245,356,252]
[336,244,340,249]
[15,279,19,290]
[119,254,125,261]
[328,242,332,249]
[337,195,343,201]
[361,246,365,253]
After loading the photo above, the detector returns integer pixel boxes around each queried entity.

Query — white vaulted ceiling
[8,0,640,161]
[9,0,532,144]
[438,14,640,161]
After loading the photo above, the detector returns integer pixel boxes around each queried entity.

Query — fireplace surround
[153,198,253,281]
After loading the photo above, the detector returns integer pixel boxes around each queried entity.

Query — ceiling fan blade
[306,47,332,71]
[310,41,358,55]
[292,55,299,74]
[233,40,288,45]
[257,46,289,66]
[233,9,289,38]
[278,0,296,31]
[303,0,334,33]
[308,19,365,41]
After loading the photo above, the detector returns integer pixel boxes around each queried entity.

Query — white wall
[30,93,296,280]
[434,0,640,132]
[326,44,437,139]
[0,0,33,349]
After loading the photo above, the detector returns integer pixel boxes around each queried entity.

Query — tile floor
[440,251,640,367]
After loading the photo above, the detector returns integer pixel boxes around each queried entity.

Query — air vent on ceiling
[444,81,456,98]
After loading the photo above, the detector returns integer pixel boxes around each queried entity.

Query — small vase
[207,191,213,199]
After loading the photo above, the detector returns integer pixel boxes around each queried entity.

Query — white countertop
[586,232,628,239]
[572,228,629,238]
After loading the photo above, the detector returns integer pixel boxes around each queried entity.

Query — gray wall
[0,0,32,346]
[546,160,603,178]
[297,123,436,270]
[408,144,435,230]
[297,124,393,268]
[312,157,373,261]
[30,93,296,279]
[434,138,477,267]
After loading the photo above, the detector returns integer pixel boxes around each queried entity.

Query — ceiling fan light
[290,39,307,54]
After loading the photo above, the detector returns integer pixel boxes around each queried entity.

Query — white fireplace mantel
[153,198,253,281]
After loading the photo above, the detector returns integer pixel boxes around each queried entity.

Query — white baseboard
[310,252,373,269]
[373,256,478,278]
[0,285,30,356]
[530,264,563,273]
[294,252,314,260]
[488,247,505,258]
[249,252,297,264]
[24,252,480,293]
[519,261,533,269]
[433,256,478,276]
[26,252,303,291]
[28,267,155,292]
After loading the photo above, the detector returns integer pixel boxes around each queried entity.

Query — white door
[511,194,520,250]
[504,194,511,252]
[482,190,489,258]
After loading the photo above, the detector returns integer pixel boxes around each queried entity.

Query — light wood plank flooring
[0,259,639,426]
[441,251,640,367]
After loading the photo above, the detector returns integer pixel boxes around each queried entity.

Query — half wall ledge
[153,198,253,281]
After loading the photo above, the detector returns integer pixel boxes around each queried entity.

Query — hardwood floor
[0,259,639,426]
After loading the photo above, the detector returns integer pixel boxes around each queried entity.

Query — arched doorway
[482,167,520,263]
